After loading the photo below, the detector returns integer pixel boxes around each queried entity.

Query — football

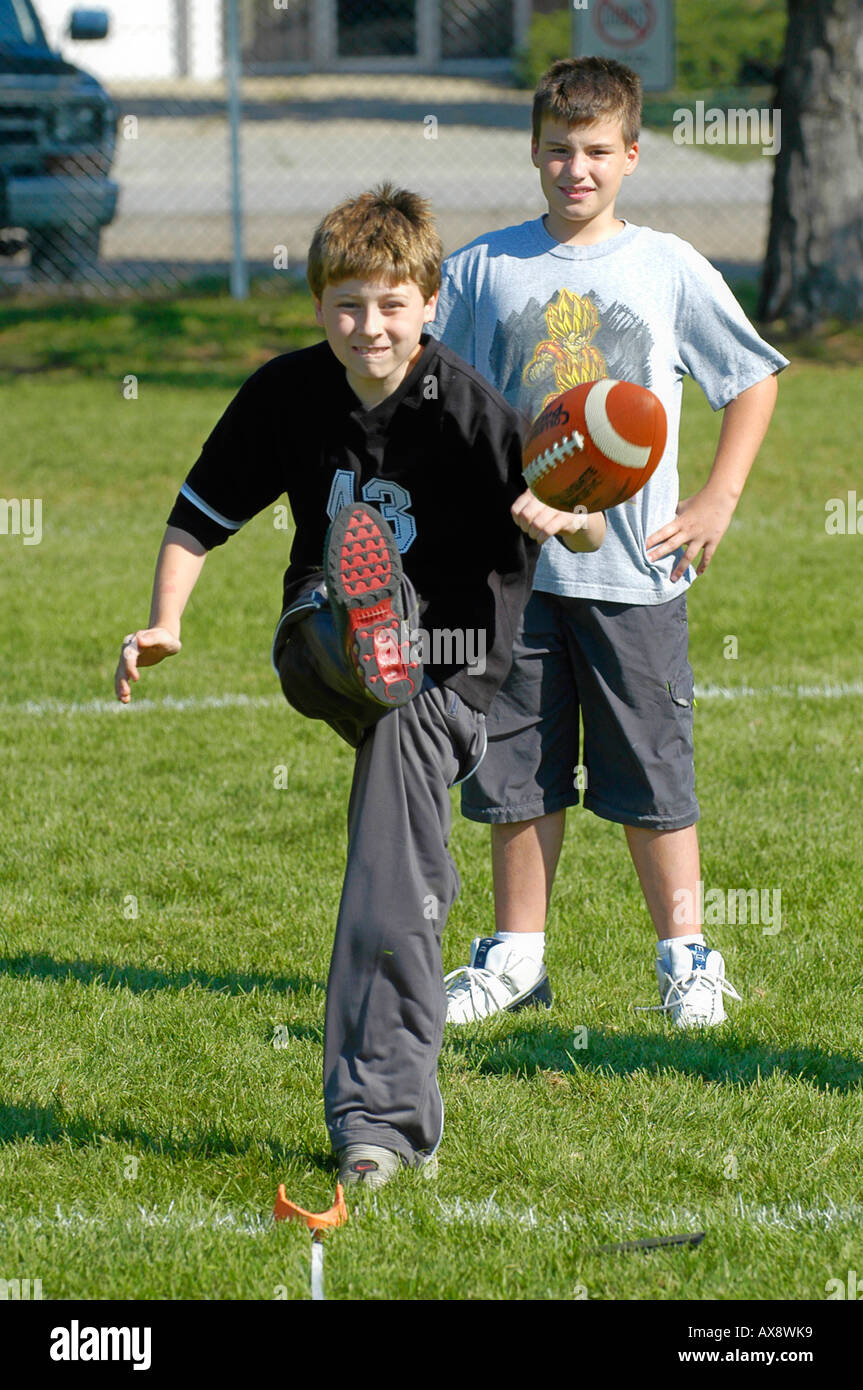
[522,379,667,512]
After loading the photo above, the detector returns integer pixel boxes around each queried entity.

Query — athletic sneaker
[337,1144,438,1193]
[649,941,742,1028]
[324,503,422,707]
[444,937,553,1024]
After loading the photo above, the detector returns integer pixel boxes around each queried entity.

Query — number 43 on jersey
[326,470,417,553]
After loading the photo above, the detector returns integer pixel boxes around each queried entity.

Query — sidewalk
[105,69,771,268]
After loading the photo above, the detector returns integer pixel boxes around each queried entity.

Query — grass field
[1,294,862,1305]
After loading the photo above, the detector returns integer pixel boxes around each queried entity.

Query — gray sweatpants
[274,591,486,1163]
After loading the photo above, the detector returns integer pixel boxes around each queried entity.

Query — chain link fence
[0,0,782,294]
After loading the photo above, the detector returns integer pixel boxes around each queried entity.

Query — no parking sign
[572,1,675,91]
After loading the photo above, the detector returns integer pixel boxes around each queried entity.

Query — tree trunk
[759,0,863,328]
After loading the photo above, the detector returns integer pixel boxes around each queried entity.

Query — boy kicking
[114,185,605,1190]
[434,58,788,1028]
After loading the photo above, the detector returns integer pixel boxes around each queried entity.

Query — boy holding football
[113,185,605,1191]
[435,58,788,1028]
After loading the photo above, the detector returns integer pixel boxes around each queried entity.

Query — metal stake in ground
[273,1183,348,1301]
[310,1232,325,1301]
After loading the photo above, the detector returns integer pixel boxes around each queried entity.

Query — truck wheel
[29,225,102,282]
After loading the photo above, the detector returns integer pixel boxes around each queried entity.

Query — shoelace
[636,967,742,1015]
[443,961,517,1018]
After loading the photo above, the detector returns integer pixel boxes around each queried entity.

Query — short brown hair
[532,57,642,148]
[307,183,442,301]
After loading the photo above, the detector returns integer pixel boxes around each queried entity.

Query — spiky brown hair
[532,57,642,148]
[307,183,442,301]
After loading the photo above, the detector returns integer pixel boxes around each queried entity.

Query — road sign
[572,1,675,92]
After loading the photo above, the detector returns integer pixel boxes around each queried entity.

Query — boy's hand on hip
[114,627,182,704]
[646,486,738,582]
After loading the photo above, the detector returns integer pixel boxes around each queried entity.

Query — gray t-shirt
[432,218,789,604]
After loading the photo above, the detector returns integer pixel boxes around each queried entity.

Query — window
[337,0,417,58]
[442,0,513,60]
[0,0,45,49]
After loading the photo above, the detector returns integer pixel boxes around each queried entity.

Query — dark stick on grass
[599,1232,706,1253]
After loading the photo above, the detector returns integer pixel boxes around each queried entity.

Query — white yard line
[0,1196,858,1239]
[695,681,863,701]
[0,693,284,718]
[2,682,863,720]
[401,1195,863,1234]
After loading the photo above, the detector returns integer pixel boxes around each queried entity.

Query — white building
[35,1,534,82]
[35,1,222,81]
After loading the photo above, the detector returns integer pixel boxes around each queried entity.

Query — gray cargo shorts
[461,589,700,831]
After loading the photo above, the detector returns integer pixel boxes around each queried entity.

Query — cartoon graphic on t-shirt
[523,290,607,407]
[489,288,655,422]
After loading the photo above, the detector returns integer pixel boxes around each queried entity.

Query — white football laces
[523,429,586,488]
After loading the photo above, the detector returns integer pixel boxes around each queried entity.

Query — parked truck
[0,1,117,279]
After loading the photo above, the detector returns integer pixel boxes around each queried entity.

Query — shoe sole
[325,505,422,707]
[338,1146,402,1191]
[337,1145,437,1192]
[671,1005,728,1029]
[506,975,553,1013]
[447,974,553,1024]
[340,1167,394,1192]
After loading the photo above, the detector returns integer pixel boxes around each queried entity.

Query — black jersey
[167,334,538,713]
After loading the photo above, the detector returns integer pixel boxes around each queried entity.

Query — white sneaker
[444,937,552,1024]
[337,1144,402,1191]
[337,1144,438,1193]
[648,941,741,1029]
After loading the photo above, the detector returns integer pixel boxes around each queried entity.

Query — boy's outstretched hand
[511,489,606,552]
[645,484,738,582]
[114,627,182,704]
